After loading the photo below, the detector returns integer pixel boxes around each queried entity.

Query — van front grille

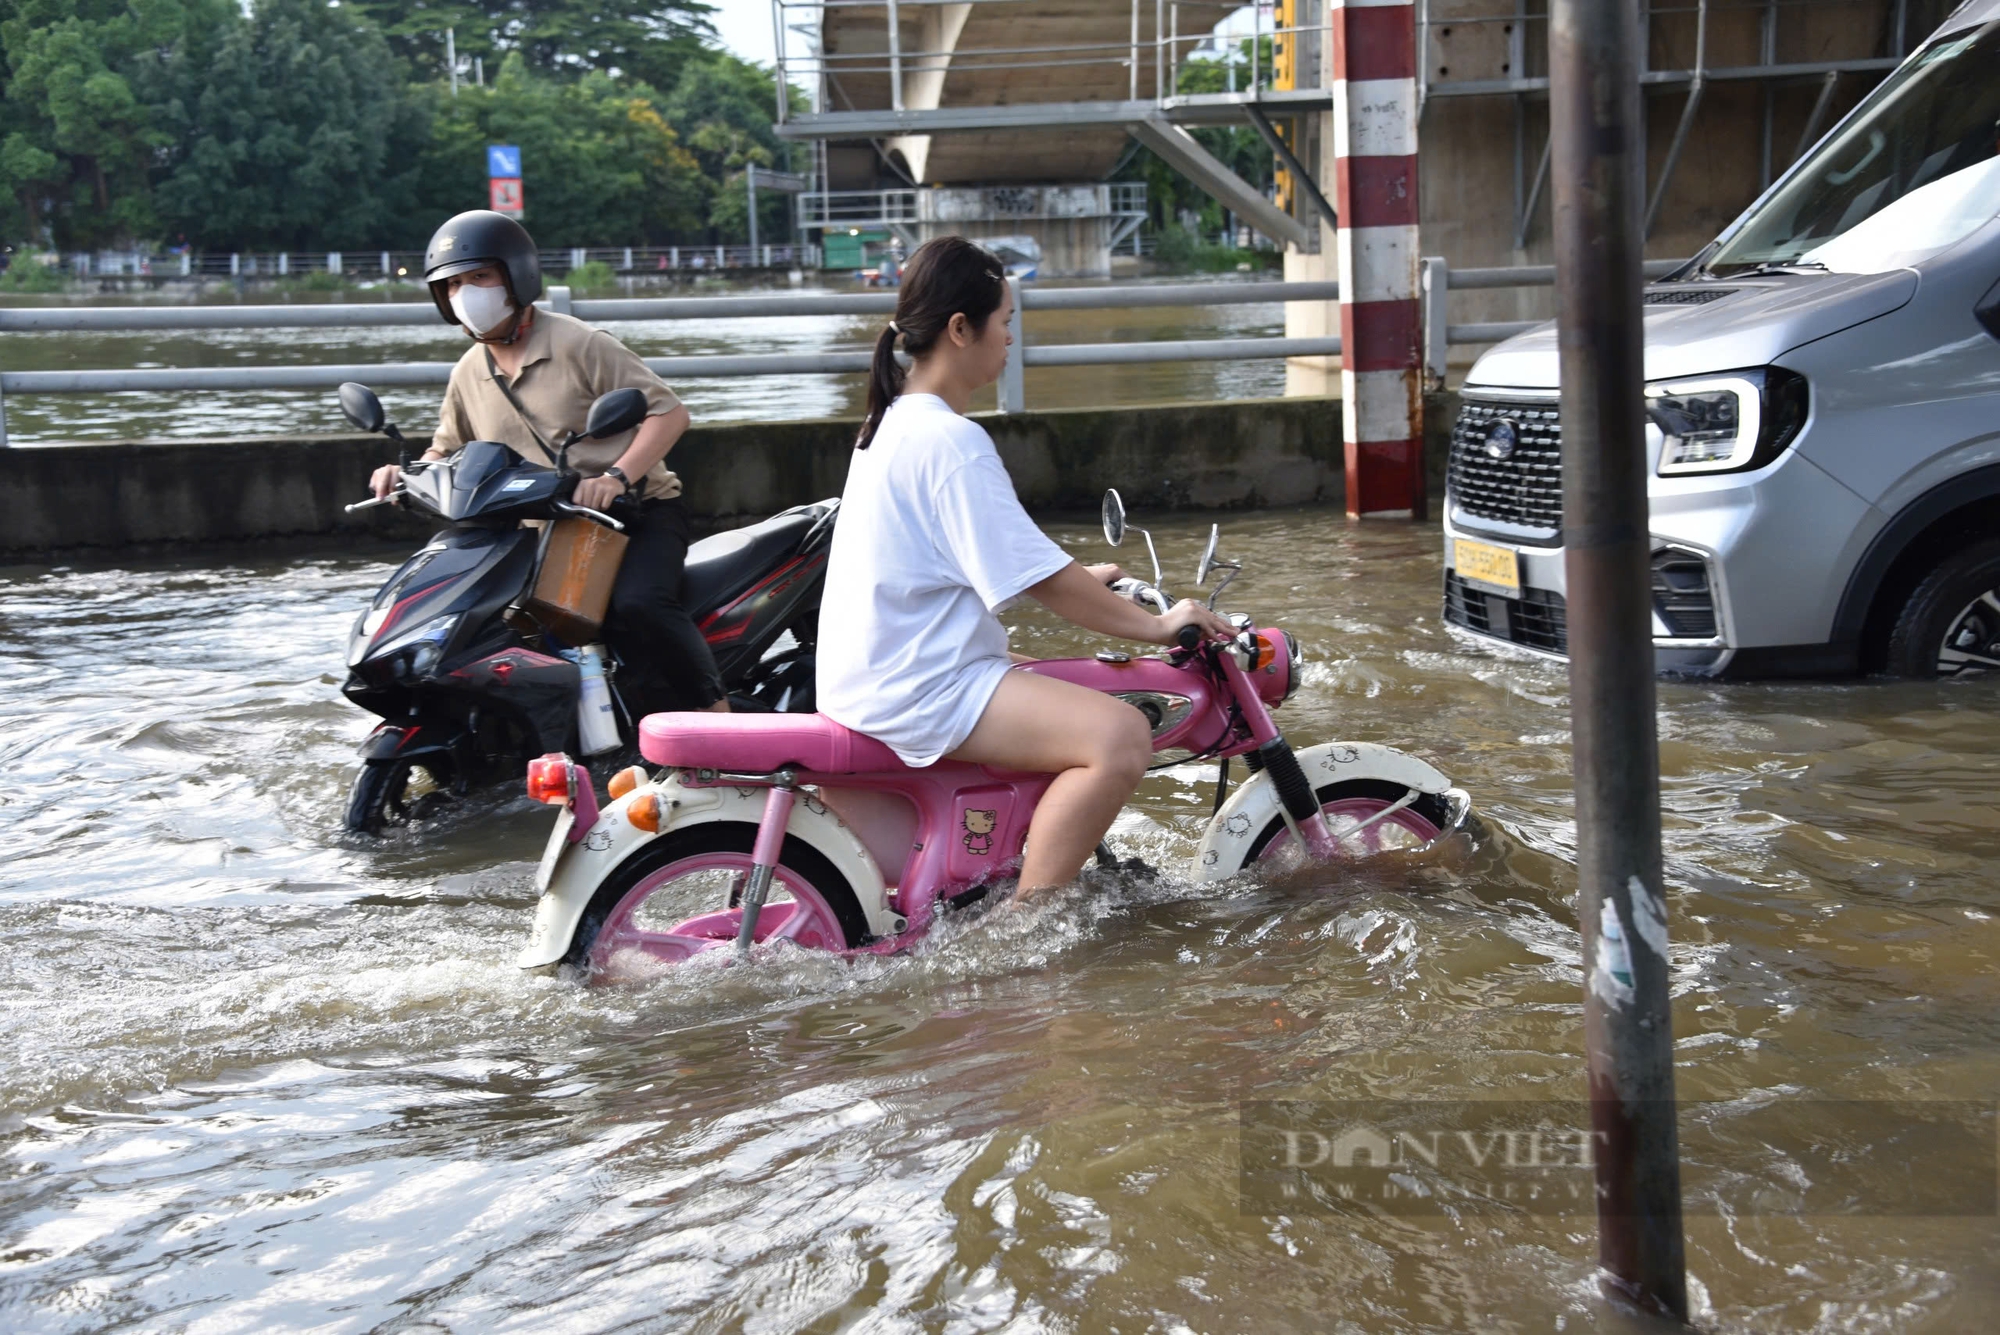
[1448,397,1563,538]
[1444,572,1569,655]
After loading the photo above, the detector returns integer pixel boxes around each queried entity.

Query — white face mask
[449,281,515,336]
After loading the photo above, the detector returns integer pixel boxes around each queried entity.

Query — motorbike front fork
[734,775,799,952]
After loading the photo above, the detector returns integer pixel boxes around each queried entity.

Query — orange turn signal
[526,753,572,805]
[626,792,662,833]
[1252,633,1277,672]
[607,765,646,800]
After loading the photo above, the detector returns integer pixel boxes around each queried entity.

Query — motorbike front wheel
[344,756,456,834]
[565,823,872,979]
[1245,778,1451,866]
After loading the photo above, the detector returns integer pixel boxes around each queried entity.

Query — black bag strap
[483,346,558,468]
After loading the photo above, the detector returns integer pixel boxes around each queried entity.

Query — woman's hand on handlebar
[369,463,401,499]
[1154,599,1234,647]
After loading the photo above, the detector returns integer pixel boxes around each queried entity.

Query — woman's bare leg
[948,671,1153,894]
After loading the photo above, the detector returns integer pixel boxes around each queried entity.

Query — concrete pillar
[1330,0,1425,517]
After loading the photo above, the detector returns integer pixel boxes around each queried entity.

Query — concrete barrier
[0,395,1458,560]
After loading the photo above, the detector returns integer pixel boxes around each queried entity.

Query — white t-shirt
[816,394,1073,766]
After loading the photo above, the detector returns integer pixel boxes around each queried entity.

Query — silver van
[1443,0,2000,678]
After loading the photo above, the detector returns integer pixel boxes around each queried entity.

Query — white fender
[517,773,895,969]
[1192,741,1467,882]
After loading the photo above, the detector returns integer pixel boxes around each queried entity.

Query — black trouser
[604,498,726,714]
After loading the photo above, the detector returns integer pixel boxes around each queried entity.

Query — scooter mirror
[337,382,386,434]
[1196,523,1220,584]
[1101,489,1127,547]
[585,387,650,440]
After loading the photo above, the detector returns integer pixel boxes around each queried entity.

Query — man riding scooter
[369,210,729,719]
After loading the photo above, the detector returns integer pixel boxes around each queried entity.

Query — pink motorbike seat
[639,712,906,774]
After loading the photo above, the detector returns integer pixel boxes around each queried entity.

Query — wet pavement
[1,508,1996,1332]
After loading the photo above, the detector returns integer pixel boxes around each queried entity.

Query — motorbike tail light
[526,753,573,805]
[626,793,662,833]
[607,765,646,800]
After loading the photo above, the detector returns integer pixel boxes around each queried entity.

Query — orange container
[515,516,628,645]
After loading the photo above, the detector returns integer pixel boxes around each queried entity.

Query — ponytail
[852,236,1007,450]
[855,322,905,450]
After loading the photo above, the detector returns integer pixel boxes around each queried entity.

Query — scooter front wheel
[343,756,455,834]
[565,823,871,979]
[1247,778,1450,867]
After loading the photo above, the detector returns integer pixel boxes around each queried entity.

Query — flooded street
[0,279,1288,445]
[3,509,1998,1332]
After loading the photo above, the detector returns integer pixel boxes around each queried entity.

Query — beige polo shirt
[431,308,684,500]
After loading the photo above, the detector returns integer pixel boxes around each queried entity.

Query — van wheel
[1885,538,2000,678]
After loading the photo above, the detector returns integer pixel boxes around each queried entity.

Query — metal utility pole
[747,166,759,257]
[446,28,458,97]
[1547,0,1687,1321]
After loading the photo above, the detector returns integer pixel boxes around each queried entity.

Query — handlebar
[1110,577,1173,614]
[552,499,627,532]
[344,494,397,513]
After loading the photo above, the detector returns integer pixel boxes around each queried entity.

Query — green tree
[663,49,802,242]
[412,51,706,245]
[145,0,427,249]
[349,1,716,93]
[0,0,222,247]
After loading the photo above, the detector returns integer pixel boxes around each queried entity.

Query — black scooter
[336,383,834,834]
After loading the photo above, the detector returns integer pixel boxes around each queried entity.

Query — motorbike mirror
[585,387,650,440]
[1101,489,1127,547]
[337,381,386,434]
[1196,523,1220,584]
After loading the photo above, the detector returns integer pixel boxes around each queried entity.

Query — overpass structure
[769,1,1937,512]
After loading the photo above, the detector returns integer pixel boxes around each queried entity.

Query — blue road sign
[487,145,522,179]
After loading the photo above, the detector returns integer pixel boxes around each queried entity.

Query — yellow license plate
[1455,537,1521,596]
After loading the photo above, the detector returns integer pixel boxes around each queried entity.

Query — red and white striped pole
[1330,0,1425,517]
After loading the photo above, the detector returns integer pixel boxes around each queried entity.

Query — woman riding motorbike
[368,210,728,717]
[816,236,1233,898]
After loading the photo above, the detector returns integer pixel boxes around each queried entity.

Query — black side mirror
[585,388,649,440]
[337,382,386,434]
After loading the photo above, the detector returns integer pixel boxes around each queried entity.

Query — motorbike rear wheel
[1246,778,1451,867]
[565,823,871,978]
[344,756,456,834]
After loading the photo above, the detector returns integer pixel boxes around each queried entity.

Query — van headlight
[1649,366,1807,476]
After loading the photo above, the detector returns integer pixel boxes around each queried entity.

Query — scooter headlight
[369,613,461,678]
[1648,367,1807,476]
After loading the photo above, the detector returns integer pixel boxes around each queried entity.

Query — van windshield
[1705,20,2000,276]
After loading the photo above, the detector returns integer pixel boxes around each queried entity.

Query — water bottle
[572,644,621,756]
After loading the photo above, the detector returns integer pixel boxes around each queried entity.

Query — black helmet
[423,210,543,325]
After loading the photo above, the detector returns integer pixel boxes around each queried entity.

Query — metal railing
[0,263,1687,445]
[47,245,826,281]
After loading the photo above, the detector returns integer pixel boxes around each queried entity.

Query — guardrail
[0,262,1689,446]
[48,244,825,281]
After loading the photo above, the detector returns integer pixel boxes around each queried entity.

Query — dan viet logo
[1240,1100,1997,1217]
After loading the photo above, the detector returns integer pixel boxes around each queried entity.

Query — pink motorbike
[516,493,1469,977]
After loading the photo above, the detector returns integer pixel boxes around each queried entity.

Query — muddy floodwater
[2,509,1997,1332]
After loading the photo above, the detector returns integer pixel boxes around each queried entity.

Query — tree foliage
[146,0,426,249]
[413,52,706,245]
[0,0,792,252]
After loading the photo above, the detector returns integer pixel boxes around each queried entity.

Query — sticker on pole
[487,145,522,179]
[489,177,524,217]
